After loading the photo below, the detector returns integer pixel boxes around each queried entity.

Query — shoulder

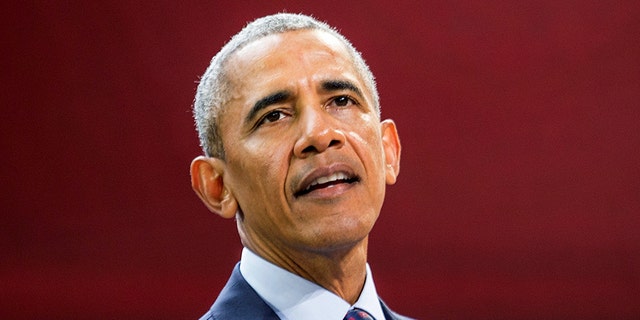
[199,263,279,320]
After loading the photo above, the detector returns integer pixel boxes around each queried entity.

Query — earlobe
[190,156,238,219]
[380,119,401,185]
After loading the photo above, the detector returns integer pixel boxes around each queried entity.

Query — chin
[297,223,372,253]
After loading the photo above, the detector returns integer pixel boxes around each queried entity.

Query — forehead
[225,29,358,88]
[235,29,350,62]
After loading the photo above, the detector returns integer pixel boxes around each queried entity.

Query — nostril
[301,145,317,154]
[328,139,341,148]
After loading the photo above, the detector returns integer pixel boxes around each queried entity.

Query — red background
[2,1,639,319]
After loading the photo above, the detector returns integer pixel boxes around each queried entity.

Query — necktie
[344,308,376,320]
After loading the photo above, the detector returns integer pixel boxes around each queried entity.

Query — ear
[190,156,238,219]
[380,119,401,185]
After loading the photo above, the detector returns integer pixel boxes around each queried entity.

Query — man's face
[218,30,400,254]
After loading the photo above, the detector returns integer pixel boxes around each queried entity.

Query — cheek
[246,139,292,174]
[227,140,292,196]
[348,123,385,165]
[346,123,388,196]
[226,142,295,233]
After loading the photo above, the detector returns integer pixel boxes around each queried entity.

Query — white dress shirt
[240,248,386,320]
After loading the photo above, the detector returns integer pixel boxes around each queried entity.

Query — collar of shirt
[239,248,385,320]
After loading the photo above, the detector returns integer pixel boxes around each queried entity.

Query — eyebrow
[321,79,364,99]
[245,90,291,124]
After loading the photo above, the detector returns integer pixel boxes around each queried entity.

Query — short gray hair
[193,13,379,159]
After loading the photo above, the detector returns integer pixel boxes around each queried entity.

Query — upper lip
[293,163,360,197]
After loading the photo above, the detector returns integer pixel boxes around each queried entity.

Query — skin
[191,29,401,304]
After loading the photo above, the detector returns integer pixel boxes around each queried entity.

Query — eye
[259,110,286,125]
[330,95,357,108]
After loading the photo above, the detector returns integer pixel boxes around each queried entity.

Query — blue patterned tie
[344,308,376,320]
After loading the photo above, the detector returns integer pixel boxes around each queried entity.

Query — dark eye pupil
[335,96,349,106]
[265,111,281,122]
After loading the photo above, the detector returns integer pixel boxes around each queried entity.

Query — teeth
[306,172,349,191]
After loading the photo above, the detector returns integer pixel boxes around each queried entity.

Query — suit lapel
[200,263,279,320]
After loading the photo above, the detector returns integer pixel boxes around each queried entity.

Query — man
[190,13,409,319]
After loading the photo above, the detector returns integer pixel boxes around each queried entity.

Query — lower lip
[299,181,357,200]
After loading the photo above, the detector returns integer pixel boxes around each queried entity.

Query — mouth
[294,170,360,198]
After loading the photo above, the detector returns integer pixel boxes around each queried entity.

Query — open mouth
[294,171,359,197]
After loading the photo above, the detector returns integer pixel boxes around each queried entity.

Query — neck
[245,237,369,304]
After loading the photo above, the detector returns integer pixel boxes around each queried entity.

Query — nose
[293,106,345,158]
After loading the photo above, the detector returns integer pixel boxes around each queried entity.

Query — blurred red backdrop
[2,1,639,319]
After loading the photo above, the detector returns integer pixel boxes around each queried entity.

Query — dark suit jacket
[199,263,414,320]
